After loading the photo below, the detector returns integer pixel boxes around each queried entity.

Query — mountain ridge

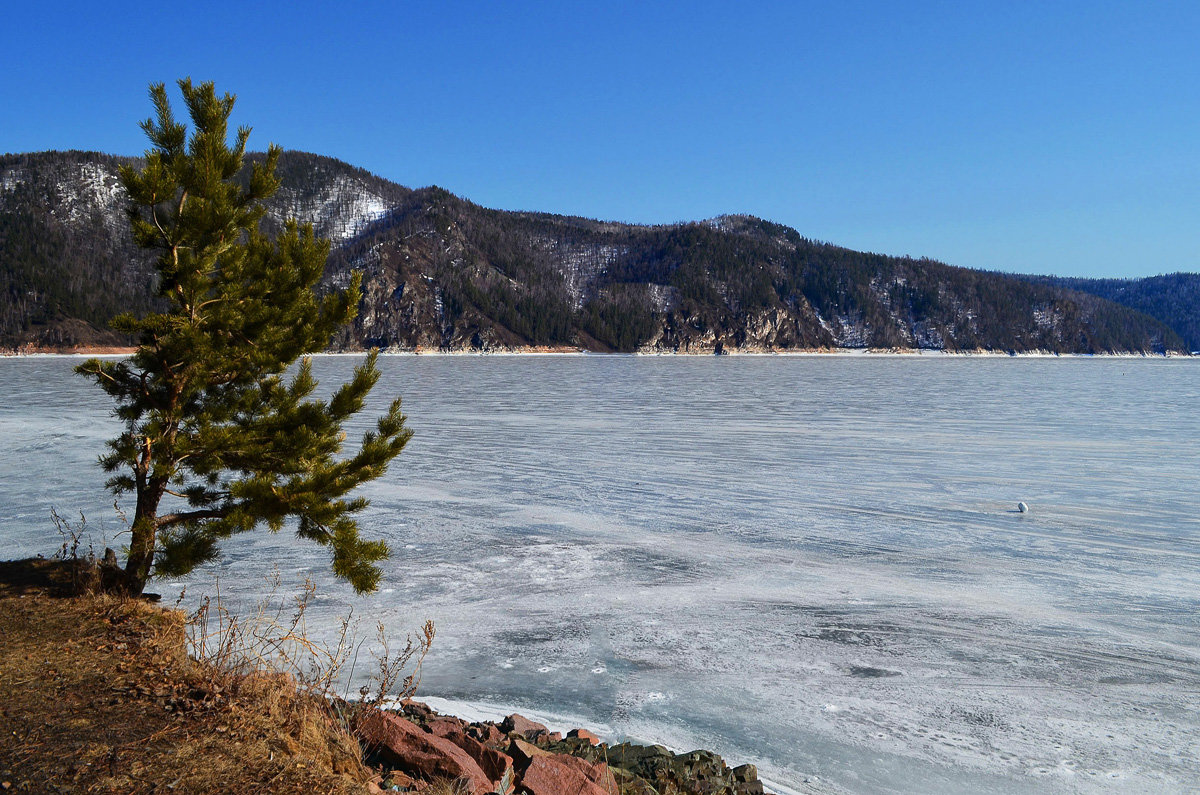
[1,150,1191,354]
[1016,272,1200,352]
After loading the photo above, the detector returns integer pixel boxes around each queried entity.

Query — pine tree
[76,79,410,596]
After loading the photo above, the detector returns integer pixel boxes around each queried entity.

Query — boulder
[555,754,612,786]
[603,742,767,795]
[399,699,436,720]
[604,742,675,775]
[370,770,419,793]
[426,715,469,736]
[507,737,614,794]
[356,710,493,794]
[541,735,607,761]
[733,764,760,784]
[507,737,551,766]
[520,754,614,795]
[428,720,514,783]
[469,721,508,747]
[500,713,549,738]
[568,728,601,745]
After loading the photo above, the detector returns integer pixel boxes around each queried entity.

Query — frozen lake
[2,354,1198,793]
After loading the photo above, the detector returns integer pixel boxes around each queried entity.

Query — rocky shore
[358,699,772,795]
[0,557,777,794]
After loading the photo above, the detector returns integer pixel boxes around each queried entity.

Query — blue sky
[3,1,1198,278]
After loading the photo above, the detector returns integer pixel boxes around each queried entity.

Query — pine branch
[155,507,232,528]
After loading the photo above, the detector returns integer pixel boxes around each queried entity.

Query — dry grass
[0,558,373,793]
[185,570,435,734]
[421,779,476,795]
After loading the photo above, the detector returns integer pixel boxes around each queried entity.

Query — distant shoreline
[2,346,1192,359]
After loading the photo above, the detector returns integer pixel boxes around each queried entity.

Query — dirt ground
[0,558,371,794]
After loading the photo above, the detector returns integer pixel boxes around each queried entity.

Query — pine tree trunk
[123,482,164,596]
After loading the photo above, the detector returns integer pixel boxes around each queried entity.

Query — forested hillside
[0,150,1189,354]
[1020,273,1200,352]
[0,151,151,347]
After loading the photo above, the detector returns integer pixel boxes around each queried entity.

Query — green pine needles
[77,79,411,596]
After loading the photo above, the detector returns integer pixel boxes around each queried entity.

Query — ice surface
[2,354,1198,793]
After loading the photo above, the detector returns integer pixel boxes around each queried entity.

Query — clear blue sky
[3,1,1198,278]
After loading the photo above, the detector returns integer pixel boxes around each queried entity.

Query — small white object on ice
[1017,502,1028,513]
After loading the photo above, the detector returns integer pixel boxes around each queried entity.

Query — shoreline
[0,557,794,794]
[410,694,812,795]
[2,346,1191,359]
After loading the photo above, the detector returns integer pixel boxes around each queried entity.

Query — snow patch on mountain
[61,162,126,225]
[1,167,28,193]
[275,175,391,243]
[534,236,630,305]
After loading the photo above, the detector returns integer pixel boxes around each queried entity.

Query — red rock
[558,755,612,786]
[356,711,493,794]
[470,722,508,747]
[568,728,601,745]
[426,716,468,736]
[508,739,613,790]
[501,713,550,738]
[520,754,614,795]
[428,720,514,783]
[387,771,419,790]
[508,737,551,766]
[400,698,435,719]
